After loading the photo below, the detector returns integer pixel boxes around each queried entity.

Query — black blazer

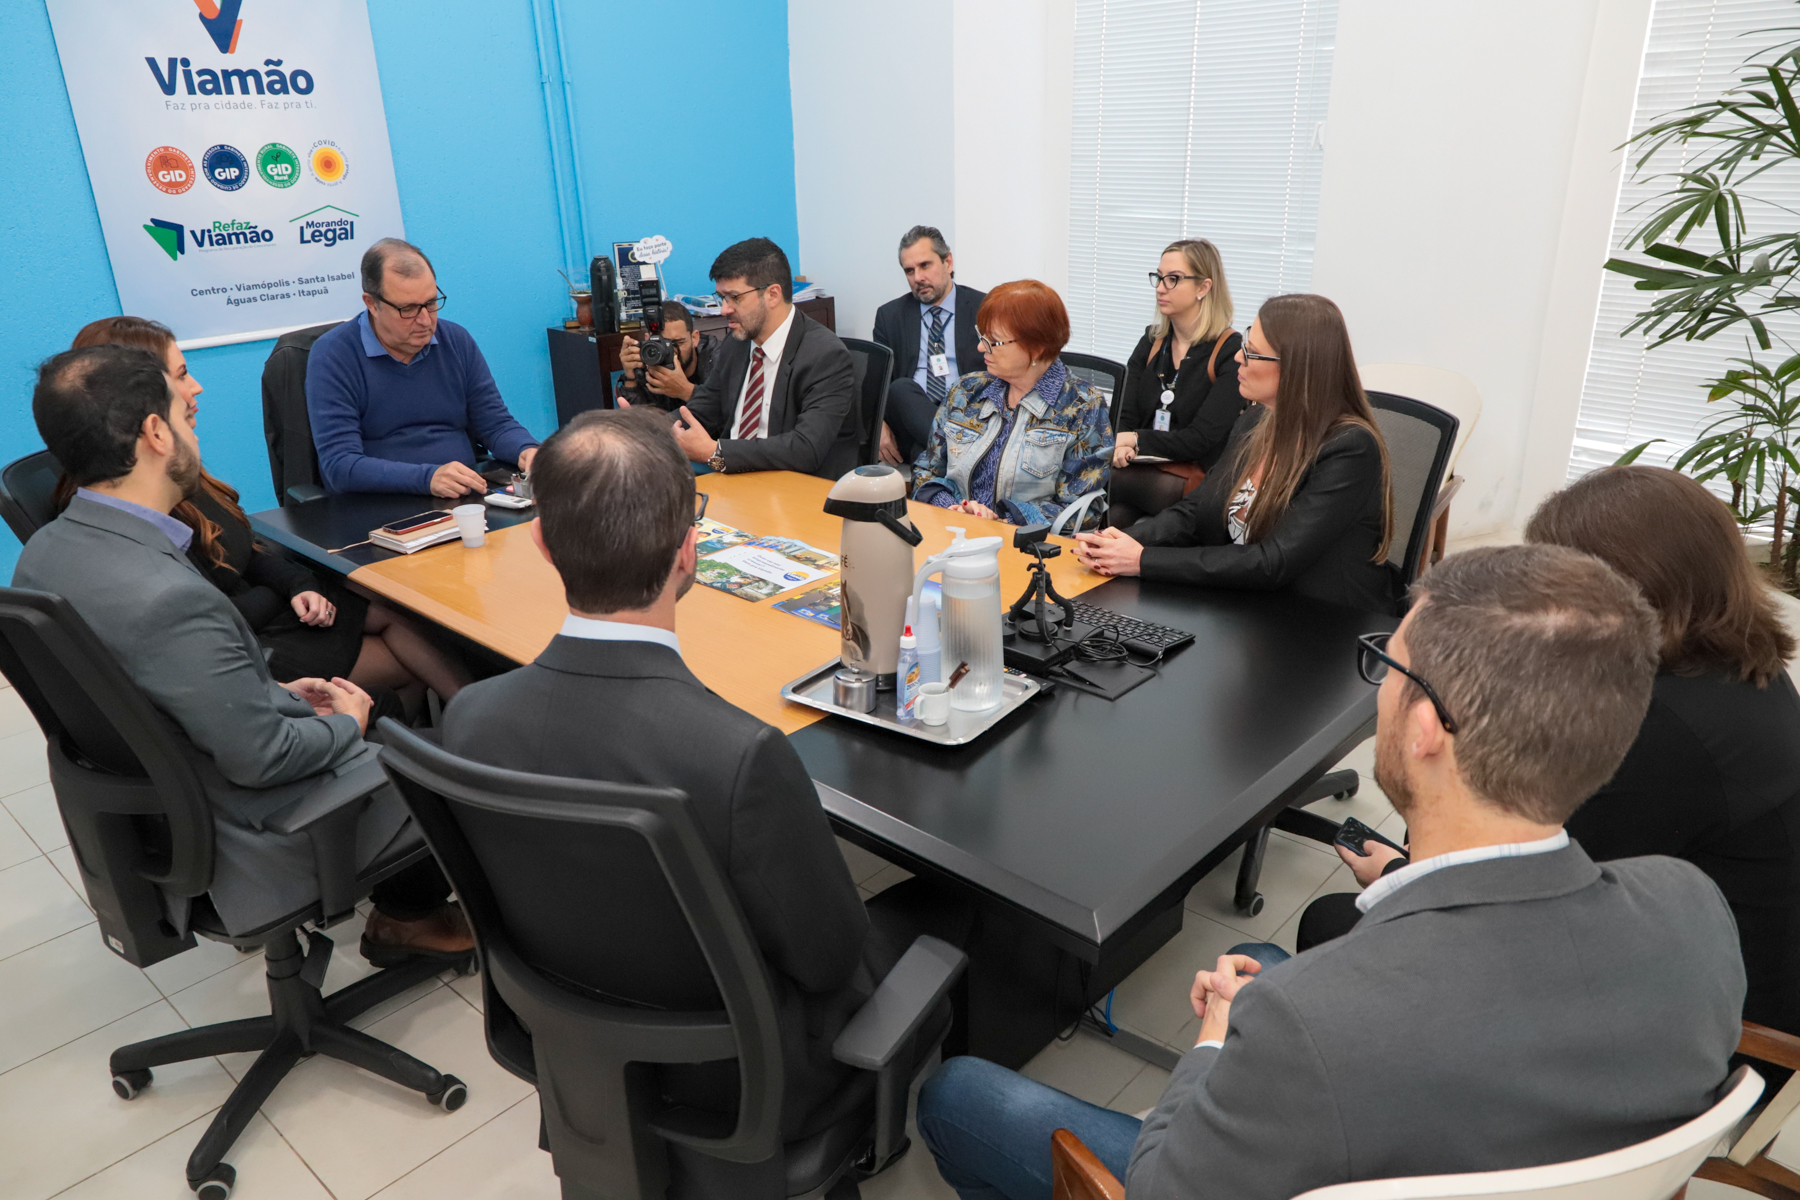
[686,311,860,479]
[186,489,320,631]
[440,636,879,1137]
[1567,669,1800,1037]
[1117,329,1246,471]
[872,284,987,385]
[1127,406,1400,615]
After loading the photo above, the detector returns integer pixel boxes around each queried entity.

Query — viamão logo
[193,0,244,55]
[193,218,275,250]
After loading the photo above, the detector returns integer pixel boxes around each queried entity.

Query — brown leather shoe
[360,902,475,967]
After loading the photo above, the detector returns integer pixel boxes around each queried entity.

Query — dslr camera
[634,276,681,381]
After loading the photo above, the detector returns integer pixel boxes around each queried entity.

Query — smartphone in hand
[1334,816,1406,857]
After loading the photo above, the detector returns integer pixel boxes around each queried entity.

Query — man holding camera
[615,300,719,411]
[621,237,859,479]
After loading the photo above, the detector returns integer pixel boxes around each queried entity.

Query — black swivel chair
[376,721,968,1200]
[0,448,63,545]
[841,337,895,467]
[0,588,471,1199]
[261,321,342,506]
[1061,352,1128,431]
[1226,392,1460,914]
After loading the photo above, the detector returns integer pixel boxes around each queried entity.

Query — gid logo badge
[257,142,299,189]
[308,140,347,186]
[203,144,249,191]
[145,146,194,195]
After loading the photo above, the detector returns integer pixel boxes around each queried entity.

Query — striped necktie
[738,346,767,439]
[926,306,950,404]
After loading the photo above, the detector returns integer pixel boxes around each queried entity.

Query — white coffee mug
[916,682,950,726]
[452,503,487,548]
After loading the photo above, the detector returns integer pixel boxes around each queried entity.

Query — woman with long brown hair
[1074,293,1397,614]
[65,317,469,704]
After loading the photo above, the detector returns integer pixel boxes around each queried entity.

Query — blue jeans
[917,942,1289,1200]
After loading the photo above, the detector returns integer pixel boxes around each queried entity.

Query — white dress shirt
[913,288,958,388]
[731,304,798,441]
[559,614,681,656]
[1356,829,1570,914]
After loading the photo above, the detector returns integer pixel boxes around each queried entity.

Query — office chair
[1061,352,1127,429]
[841,337,895,467]
[1051,1066,1763,1200]
[261,321,341,506]
[1228,393,1459,916]
[0,448,63,545]
[376,720,968,1200]
[1695,1022,1800,1199]
[0,588,470,1199]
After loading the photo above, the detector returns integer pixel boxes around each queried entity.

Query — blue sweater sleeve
[304,329,437,494]
[455,329,538,464]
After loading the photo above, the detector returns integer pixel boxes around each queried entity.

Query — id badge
[1153,408,1172,433]
[929,352,951,378]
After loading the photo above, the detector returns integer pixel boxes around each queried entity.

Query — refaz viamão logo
[146,216,274,260]
[143,218,185,261]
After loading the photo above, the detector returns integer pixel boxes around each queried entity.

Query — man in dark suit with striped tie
[871,226,986,465]
[660,237,860,479]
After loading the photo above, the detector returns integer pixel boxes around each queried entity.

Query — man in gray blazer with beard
[15,345,471,956]
[915,544,1746,1200]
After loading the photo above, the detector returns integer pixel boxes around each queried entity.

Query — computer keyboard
[1067,602,1195,652]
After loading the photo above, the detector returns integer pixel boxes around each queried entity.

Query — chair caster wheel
[456,954,479,977]
[1335,779,1359,800]
[430,1074,468,1112]
[112,1069,152,1100]
[1238,893,1265,917]
[192,1162,234,1199]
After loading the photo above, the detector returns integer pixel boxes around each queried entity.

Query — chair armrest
[1742,1023,1800,1072]
[1051,1128,1126,1200]
[833,935,967,1071]
[285,483,326,505]
[1431,474,1464,521]
[1050,490,1106,537]
[265,758,389,835]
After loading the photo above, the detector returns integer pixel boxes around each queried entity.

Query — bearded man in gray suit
[15,344,472,957]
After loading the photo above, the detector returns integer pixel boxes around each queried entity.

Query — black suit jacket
[1127,405,1400,615]
[1567,668,1800,1036]
[686,311,859,478]
[872,284,987,385]
[440,636,879,1138]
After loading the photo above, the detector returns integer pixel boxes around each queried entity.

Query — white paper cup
[916,683,950,726]
[452,503,487,547]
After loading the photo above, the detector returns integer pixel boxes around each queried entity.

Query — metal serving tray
[780,659,1044,747]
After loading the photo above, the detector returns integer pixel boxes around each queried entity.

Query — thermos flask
[824,464,922,687]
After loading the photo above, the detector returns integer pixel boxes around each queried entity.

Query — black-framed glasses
[694,492,710,524]
[373,290,447,321]
[976,329,1016,350]
[1148,270,1203,290]
[1356,632,1458,734]
[715,284,768,306]
[1240,339,1279,363]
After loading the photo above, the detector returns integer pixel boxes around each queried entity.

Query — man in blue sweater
[306,238,540,496]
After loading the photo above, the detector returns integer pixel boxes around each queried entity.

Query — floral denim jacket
[911,363,1113,528]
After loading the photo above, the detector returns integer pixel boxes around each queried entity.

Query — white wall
[789,0,1074,340]
[1311,0,1653,538]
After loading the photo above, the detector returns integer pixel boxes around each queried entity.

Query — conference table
[252,472,1392,1068]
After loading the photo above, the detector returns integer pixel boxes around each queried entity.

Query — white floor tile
[54,1110,330,1200]
[1268,864,1359,953]
[0,726,50,799]
[369,1094,556,1200]
[1107,1063,1172,1116]
[143,936,261,999]
[1184,829,1342,942]
[837,836,892,886]
[1300,770,1394,832]
[256,986,533,1200]
[0,1001,236,1200]
[0,925,162,1075]
[5,780,66,852]
[1018,1029,1144,1108]
[0,854,94,961]
[0,685,42,741]
[0,800,41,870]
[446,967,483,1013]
[46,843,92,911]
[1108,911,1245,1045]
[1330,736,1375,778]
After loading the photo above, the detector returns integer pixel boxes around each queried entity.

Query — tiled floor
[0,667,1761,1200]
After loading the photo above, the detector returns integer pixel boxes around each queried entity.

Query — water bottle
[910,527,1005,712]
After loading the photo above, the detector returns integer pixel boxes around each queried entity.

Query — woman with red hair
[911,280,1112,529]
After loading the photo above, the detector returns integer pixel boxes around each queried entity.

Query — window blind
[1068,0,1339,360]
[1571,0,1800,489]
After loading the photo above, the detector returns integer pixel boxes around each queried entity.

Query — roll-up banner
[45,0,405,346]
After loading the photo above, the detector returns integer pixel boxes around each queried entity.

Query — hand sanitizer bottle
[896,597,923,719]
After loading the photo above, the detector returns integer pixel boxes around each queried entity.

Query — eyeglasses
[1148,271,1204,290]
[373,291,447,321]
[694,492,710,525]
[976,330,1017,350]
[1240,339,1280,363]
[1356,632,1458,734]
[715,285,768,306]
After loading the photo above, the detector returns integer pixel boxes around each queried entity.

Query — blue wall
[0,0,799,577]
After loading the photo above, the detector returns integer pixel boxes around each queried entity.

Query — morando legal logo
[292,205,358,248]
[144,216,274,261]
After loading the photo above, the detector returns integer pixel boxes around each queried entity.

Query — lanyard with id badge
[1153,343,1178,432]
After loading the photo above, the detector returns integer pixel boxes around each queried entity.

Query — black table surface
[795,576,1396,960]
[250,492,537,574]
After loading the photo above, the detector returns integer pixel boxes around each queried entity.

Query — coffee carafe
[825,465,922,686]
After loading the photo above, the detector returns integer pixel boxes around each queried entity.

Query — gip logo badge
[193,0,244,55]
[143,219,186,262]
[203,144,249,191]
[145,146,194,195]
[256,143,299,188]
[308,140,347,186]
